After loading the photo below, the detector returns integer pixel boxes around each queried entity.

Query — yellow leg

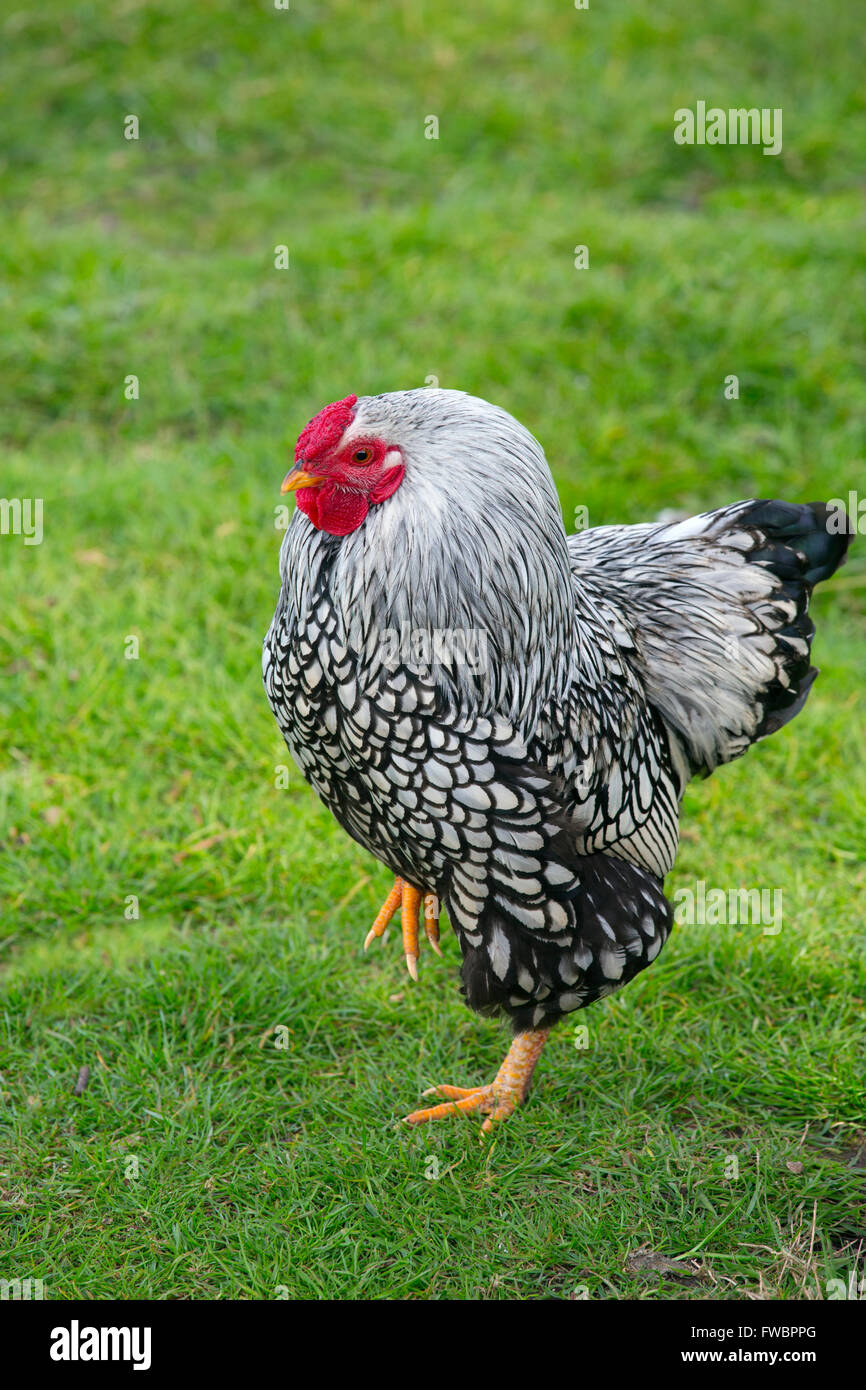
[363,876,441,980]
[404,1028,550,1132]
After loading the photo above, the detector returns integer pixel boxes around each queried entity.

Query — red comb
[295,394,358,464]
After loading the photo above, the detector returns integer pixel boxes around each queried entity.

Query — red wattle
[297,481,370,536]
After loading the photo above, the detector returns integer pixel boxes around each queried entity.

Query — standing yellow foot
[404,1028,550,1132]
[363,876,442,981]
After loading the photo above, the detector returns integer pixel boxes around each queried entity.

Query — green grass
[1,0,865,1299]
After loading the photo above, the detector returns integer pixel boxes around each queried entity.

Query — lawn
[1,0,865,1300]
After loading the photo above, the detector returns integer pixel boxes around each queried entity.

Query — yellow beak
[281,466,324,494]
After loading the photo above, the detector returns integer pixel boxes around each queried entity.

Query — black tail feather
[738,499,851,743]
[743,499,852,587]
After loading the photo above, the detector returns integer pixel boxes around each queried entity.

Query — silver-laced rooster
[263,389,850,1130]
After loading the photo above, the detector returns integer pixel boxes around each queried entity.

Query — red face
[281,395,405,536]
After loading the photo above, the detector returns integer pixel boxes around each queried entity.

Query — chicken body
[263,389,849,1127]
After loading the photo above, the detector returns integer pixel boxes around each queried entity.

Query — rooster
[263,390,850,1130]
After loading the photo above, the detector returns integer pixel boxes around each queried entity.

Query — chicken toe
[404,1028,550,1131]
[363,876,440,979]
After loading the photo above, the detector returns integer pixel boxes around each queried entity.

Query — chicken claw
[423,892,442,956]
[363,876,442,980]
[404,1028,550,1132]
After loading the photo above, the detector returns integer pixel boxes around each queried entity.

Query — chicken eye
[352,446,373,464]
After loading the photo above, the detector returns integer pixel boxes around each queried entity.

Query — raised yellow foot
[363,875,442,981]
[404,1028,550,1132]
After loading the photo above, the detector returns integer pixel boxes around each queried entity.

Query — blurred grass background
[0,0,864,1299]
